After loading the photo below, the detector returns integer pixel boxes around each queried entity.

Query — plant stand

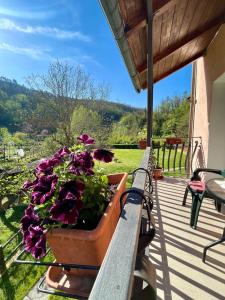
[15,249,99,299]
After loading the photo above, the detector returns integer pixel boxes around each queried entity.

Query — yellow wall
[193,25,225,168]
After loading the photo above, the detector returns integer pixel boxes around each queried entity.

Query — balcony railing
[0,229,22,274]
[0,142,44,163]
[152,137,203,176]
[89,147,152,300]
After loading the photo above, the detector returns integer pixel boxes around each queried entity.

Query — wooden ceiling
[117,0,225,90]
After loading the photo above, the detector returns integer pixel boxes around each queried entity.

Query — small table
[203,178,225,262]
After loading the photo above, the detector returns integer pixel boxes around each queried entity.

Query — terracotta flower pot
[153,168,163,180]
[166,137,182,145]
[46,172,128,292]
[138,139,147,149]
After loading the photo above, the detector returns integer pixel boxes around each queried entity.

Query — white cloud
[0,7,56,20]
[0,42,52,60]
[80,55,101,67]
[59,55,101,68]
[0,18,91,42]
[0,42,99,67]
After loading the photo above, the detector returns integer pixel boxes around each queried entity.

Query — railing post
[146,0,153,147]
[0,245,6,274]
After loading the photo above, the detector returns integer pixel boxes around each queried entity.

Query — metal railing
[0,229,22,274]
[0,143,44,163]
[152,137,203,176]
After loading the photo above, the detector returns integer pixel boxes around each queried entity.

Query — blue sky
[0,0,191,108]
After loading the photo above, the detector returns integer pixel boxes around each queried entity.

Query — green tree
[0,127,12,144]
[71,106,107,145]
[26,61,111,145]
[108,112,143,144]
[12,132,28,145]
[153,94,190,137]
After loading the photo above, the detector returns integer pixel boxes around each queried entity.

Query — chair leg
[215,200,222,212]
[182,187,189,206]
[190,194,203,229]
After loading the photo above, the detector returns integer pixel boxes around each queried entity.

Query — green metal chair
[182,168,224,229]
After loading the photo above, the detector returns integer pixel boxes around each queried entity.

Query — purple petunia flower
[93,149,114,163]
[50,195,83,224]
[24,225,46,259]
[35,159,55,176]
[23,178,38,190]
[31,175,58,205]
[49,156,62,167]
[54,147,71,161]
[69,151,94,175]
[31,234,46,260]
[58,180,85,201]
[35,148,70,177]
[49,179,84,224]
[77,134,95,145]
[21,205,40,234]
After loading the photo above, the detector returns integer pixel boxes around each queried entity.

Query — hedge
[112,144,138,149]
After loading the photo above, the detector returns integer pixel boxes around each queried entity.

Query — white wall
[207,78,225,169]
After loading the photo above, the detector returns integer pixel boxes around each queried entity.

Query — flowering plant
[20,134,114,260]
[137,127,147,141]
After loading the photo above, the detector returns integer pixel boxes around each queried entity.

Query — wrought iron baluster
[157,146,160,166]
[162,142,166,171]
[190,140,199,174]
[185,141,191,174]
[179,142,185,173]
[173,143,178,172]
[168,144,173,172]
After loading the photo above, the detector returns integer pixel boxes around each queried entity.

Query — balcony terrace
[89,147,225,300]
[151,177,225,300]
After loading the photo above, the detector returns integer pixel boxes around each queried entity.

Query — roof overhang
[100,0,225,91]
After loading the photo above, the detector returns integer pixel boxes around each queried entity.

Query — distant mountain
[0,77,144,133]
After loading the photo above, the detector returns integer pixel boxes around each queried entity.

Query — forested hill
[0,77,143,133]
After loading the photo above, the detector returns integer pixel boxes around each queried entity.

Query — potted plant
[20,134,128,294]
[138,128,147,149]
[152,154,163,180]
[166,137,182,145]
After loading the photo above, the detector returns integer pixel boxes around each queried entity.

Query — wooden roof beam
[137,12,225,75]
[124,15,146,39]
[142,51,205,88]
[137,62,147,74]
[154,51,205,82]
[153,0,176,16]
[124,0,174,38]
[154,13,225,63]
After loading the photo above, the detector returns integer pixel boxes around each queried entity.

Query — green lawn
[0,205,26,245]
[0,149,145,300]
[0,252,53,300]
[0,205,26,260]
[99,149,145,174]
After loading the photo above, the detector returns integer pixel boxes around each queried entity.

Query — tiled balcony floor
[149,177,225,300]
